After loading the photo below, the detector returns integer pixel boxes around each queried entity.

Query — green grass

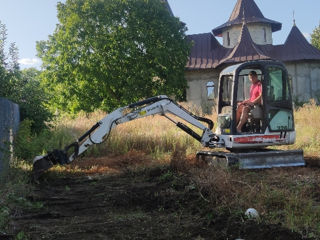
[0,159,42,234]
[188,166,320,238]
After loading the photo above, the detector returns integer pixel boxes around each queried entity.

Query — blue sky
[0,0,319,69]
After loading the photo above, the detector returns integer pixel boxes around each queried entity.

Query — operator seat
[250,105,263,119]
[248,104,263,133]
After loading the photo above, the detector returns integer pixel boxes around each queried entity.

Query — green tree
[0,21,52,132]
[0,21,9,96]
[15,68,52,131]
[37,0,190,113]
[311,23,320,50]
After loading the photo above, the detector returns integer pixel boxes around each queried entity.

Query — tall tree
[0,21,51,131]
[17,68,52,131]
[37,0,190,113]
[0,21,8,95]
[311,23,320,50]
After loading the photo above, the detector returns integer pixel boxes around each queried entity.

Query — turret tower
[212,0,282,48]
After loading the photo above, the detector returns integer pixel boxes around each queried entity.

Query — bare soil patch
[8,153,319,239]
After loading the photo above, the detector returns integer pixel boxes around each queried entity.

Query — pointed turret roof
[219,23,270,65]
[212,0,282,36]
[186,23,320,70]
[275,25,320,61]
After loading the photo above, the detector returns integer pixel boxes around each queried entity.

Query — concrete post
[0,98,20,176]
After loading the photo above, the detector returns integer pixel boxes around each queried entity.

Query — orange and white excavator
[33,60,305,177]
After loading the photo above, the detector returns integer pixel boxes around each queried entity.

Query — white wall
[285,62,320,102]
[222,23,273,48]
[185,70,219,113]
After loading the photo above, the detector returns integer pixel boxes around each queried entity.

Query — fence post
[0,98,20,176]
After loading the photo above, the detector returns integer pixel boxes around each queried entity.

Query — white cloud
[18,58,41,67]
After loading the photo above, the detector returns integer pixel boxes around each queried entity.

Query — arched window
[207,81,215,100]
[227,32,230,46]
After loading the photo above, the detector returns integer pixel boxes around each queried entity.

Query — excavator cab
[197,60,304,169]
[216,60,294,141]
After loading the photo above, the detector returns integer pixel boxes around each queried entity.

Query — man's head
[249,71,258,83]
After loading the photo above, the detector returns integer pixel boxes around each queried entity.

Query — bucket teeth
[32,156,54,180]
[32,150,69,180]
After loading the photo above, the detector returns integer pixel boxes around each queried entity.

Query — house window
[227,32,230,46]
[263,28,267,42]
[207,81,215,100]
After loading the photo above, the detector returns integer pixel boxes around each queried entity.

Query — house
[183,0,320,112]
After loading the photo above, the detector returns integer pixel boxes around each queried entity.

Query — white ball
[245,208,259,219]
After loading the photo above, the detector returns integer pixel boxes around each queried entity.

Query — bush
[13,69,52,132]
[14,119,37,161]
[14,118,77,162]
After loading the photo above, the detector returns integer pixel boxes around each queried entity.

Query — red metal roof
[186,24,320,70]
[278,25,320,61]
[212,0,281,36]
[186,33,229,69]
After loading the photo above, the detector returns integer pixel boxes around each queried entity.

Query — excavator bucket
[32,149,70,179]
[196,149,305,169]
[33,155,54,178]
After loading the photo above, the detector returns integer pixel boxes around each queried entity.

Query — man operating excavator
[32,60,305,177]
[236,70,262,133]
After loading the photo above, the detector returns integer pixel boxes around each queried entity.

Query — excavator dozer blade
[196,149,305,169]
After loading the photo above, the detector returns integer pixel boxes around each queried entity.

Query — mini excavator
[33,60,305,177]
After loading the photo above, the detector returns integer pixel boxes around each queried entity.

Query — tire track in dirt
[10,170,207,240]
[10,167,310,240]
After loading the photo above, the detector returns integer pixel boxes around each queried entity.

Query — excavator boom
[33,96,222,178]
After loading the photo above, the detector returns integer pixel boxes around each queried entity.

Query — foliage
[0,21,52,132]
[311,23,320,50]
[37,0,190,113]
[0,21,20,98]
[15,68,52,131]
[14,119,75,162]
[14,119,38,161]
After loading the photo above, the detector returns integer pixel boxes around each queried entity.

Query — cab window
[221,75,233,104]
[267,67,290,102]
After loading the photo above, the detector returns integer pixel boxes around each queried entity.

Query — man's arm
[251,93,262,105]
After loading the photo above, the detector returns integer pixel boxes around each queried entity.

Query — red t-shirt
[250,81,262,103]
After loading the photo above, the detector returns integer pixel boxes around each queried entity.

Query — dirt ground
[6,154,318,240]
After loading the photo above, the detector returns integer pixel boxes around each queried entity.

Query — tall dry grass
[293,100,320,156]
[51,104,215,159]
[48,100,320,159]
[168,142,320,238]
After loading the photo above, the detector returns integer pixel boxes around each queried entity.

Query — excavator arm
[33,95,222,177]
